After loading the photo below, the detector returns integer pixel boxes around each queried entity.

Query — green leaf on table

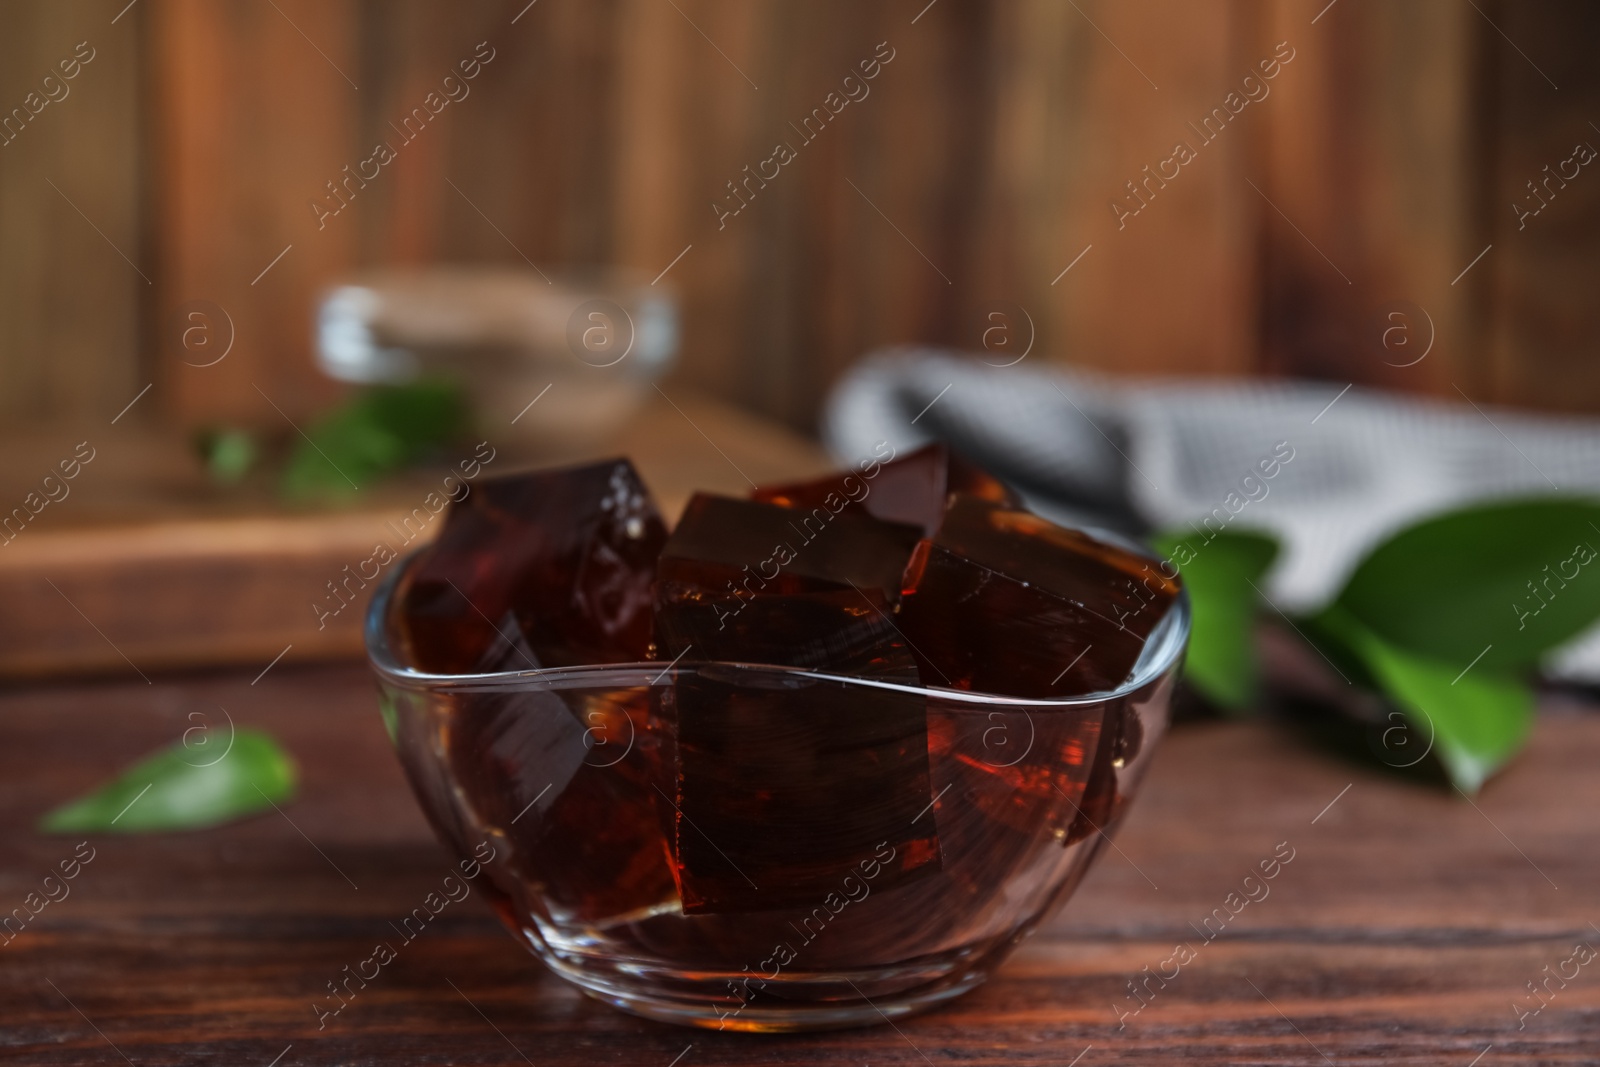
[1332,497,1600,673]
[1315,605,1532,793]
[39,729,297,834]
[1152,528,1279,712]
[281,379,468,500]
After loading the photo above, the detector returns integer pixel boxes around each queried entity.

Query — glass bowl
[366,552,1189,1032]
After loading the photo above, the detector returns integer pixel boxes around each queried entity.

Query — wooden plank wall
[1485,0,1600,413]
[0,0,143,424]
[149,0,359,425]
[1257,0,1485,397]
[1,0,1595,433]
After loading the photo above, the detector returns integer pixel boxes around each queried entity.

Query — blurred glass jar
[316,266,677,447]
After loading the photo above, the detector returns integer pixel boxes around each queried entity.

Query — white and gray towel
[824,348,1600,682]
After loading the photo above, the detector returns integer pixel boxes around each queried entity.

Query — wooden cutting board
[0,388,831,679]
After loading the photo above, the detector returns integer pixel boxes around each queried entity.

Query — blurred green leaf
[1153,528,1279,713]
[195,427,259,485]
[281,379,467,500]
[39,729,297,834]
[377,688,400,746]
[1315,605,1532,794]
[1332,497,1600,672]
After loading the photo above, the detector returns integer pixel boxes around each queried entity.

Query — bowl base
[543,952,991,1033]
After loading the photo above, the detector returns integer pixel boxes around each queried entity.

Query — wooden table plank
[1,664,1595,1064]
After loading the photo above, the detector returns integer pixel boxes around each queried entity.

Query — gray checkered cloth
[824,347,1600,682]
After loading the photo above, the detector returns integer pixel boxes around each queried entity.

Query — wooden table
[3,663,1595,1065]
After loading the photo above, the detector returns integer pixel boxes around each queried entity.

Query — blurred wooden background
[1,0,1596,435]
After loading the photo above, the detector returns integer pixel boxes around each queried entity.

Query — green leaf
[195,427,259,484]
[1316,605,1532,793]
[39,729,297,834]
[361,379,468,445]
[281,379,468,500]
[1152,529,1279,712]
[1332,497,1600,673]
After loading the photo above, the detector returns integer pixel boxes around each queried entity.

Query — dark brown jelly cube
[655,583,916,677]
[752,442,1017,537]
[476,610,540,673]
[667,667,938,913]
[659,493,921,597]
[653,493,921,670]
[926,703,1102,837]
[896,541,1121,696]
[937,496,1176,624]
[394,459,667,673]
[923,700,1104,905]
[896,496,1180,697]
[1063,700,1144,845]
[445,685,679,923]
[651,494,936,913]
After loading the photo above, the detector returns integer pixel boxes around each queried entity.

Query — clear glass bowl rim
[365,547,1190,709]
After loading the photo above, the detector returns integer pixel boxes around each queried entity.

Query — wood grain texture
[1044,0,1260,381]
[140,0,1286,437]
[0,0,143,423]
[1,663,1595,1063]
[5,0,1597,437]
[150,0,359,425]
[1483,0,1600,414]
[1256,0,1487,396]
